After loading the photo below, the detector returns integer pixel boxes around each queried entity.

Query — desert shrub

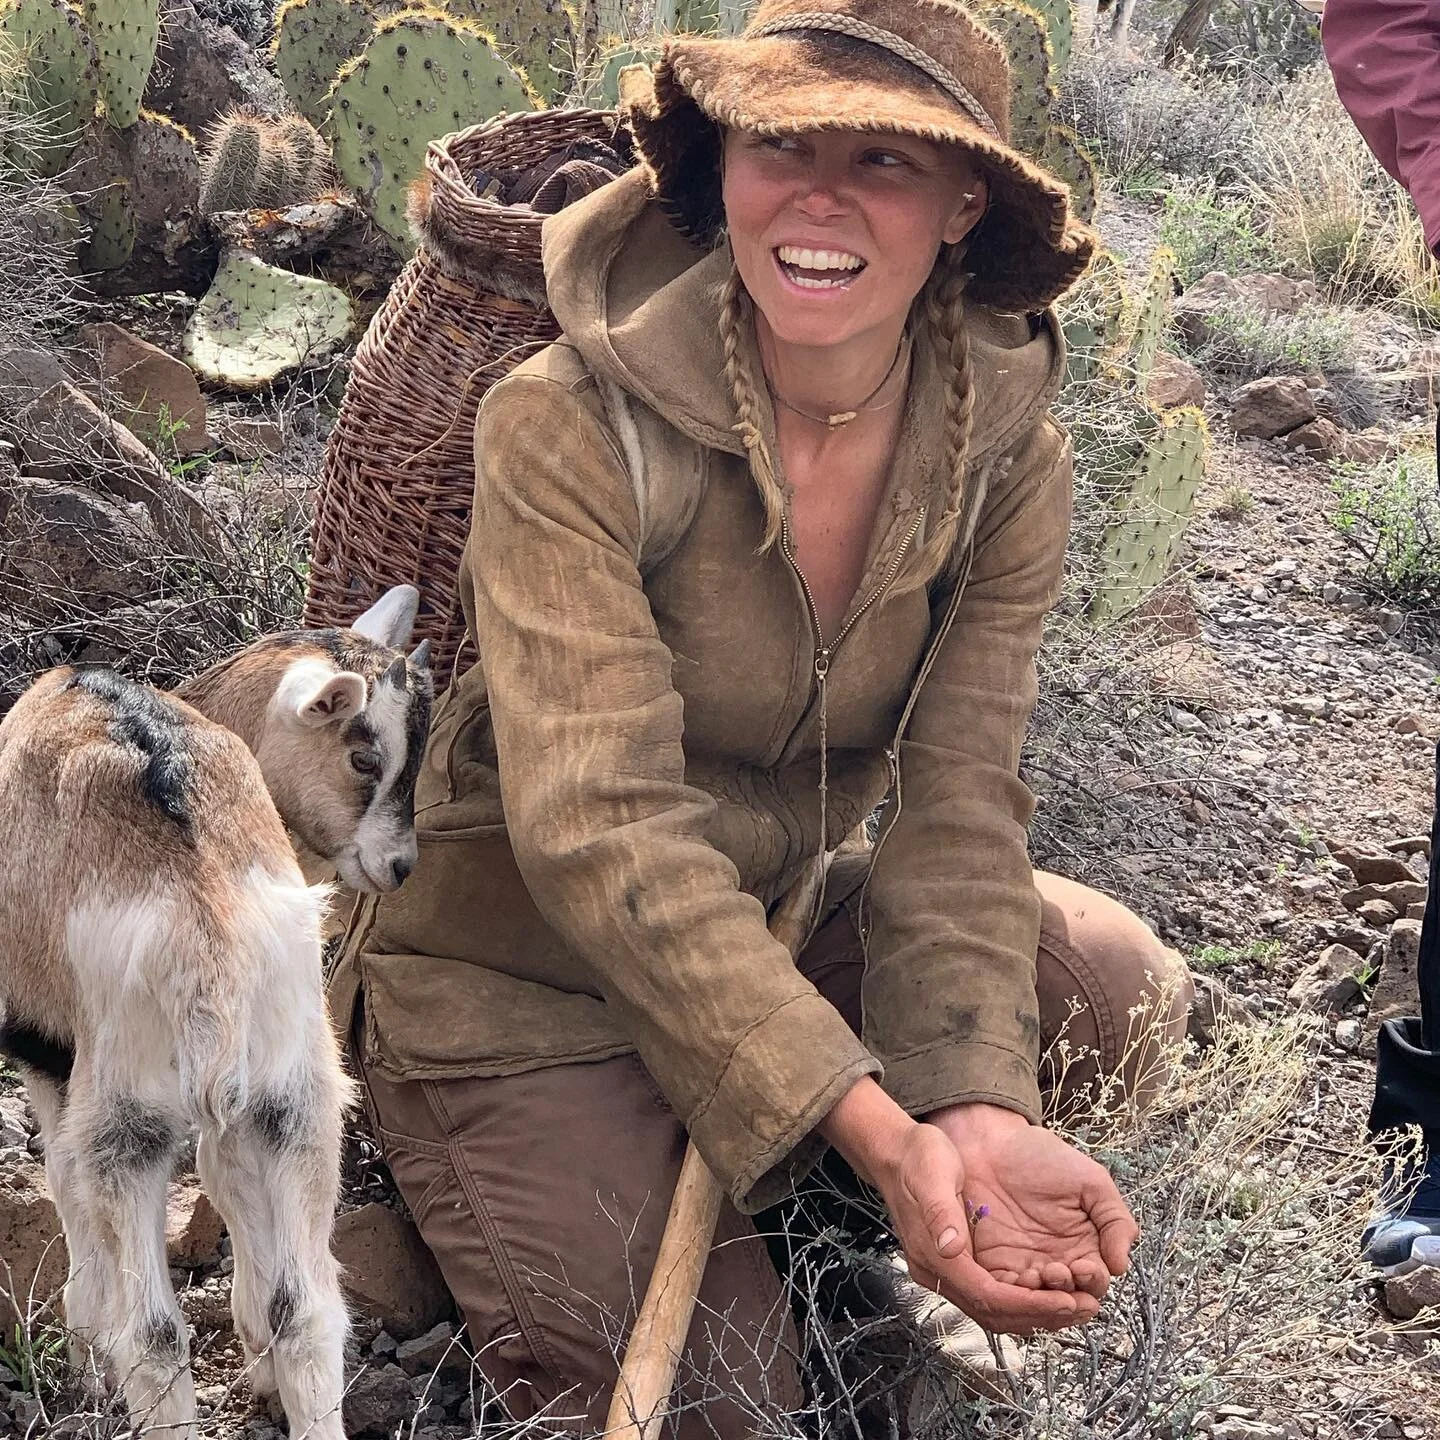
[1180,300,1358,379]
[1330,446,1440,624]
[1058,47,1263,191]
[1159,181,1281,284]
[1134,0,1324,81]
[1249,66,1440,321]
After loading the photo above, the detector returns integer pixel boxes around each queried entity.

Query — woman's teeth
[776,245,865,289]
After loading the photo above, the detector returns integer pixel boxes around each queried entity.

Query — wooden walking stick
[604,859,828,1440]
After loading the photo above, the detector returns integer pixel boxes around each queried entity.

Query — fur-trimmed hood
[539,165,1068,468]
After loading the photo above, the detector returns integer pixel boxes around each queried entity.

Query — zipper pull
[814,647,831,682]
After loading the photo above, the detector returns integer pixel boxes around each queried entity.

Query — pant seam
[1038,927,1120,1077]
[417,1078,571,1393]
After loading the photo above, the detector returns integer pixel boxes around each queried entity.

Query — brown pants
[352,871,1192,1437]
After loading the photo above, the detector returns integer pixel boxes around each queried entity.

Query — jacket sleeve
[468,371,880,1212]
[1323,0,1440,251]
[859,416,1073,1125]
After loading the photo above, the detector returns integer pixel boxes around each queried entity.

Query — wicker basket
[303,108,628,681]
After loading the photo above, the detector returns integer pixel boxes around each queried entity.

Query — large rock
[1343,881,1428,912]
[166,1181,226,1268]
[1384,1264,1440,1321]
[1146,351,1206,411]
[1326,844,1418,888]
[71,323,210,456]
[1369,920,1423,1036]
[145,0,286,139]
[0,477,162,611]
[0,1163,66,1332]
[1229,376,1317,440]
[1286,944,1365,1012]
[66,114,214,298]
[1282,418,1346,459]
[332,1203,452,1341]
[13,381,216,544]
[0,347,69,419]
[1173,271,1320,346]
[343,1361,415,1437]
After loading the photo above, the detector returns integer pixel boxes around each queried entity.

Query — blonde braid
[718,257,787,554]
[893,259,984,595]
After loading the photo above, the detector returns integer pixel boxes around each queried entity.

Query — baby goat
[0,585,433,1440]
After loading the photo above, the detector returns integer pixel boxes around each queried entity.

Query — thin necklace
[767,334,911,431]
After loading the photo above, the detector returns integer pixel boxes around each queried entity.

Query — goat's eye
[350,750,381,778]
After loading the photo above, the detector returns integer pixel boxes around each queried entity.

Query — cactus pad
[0,0,101,175]
[973,1,1055,152]
[1089,407,1209,623]
[1058,248,1124,387]
[274,0,394,128]
[327,10,532,253]
[1040,123,1096,222]
[184,248,355,390]
[588,36,657,105]
[1025,0,1072,71]
[447,0,575,103]
[84,0,161,129]
[1124,243,1176,384]
[78,174,135,268]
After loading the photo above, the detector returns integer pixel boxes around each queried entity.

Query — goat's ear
[409,639,432,672]
[350,585,420,648]
[295,671,367,728]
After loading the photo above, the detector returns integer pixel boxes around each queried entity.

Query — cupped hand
[924,1102,1139,1306]
[819,1081,1138,1336]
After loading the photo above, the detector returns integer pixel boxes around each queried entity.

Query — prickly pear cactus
[671,0,717,29]
[84,0,160,129]
[1124,243,1176,384]
[447,0,575,103]
[273,0,393,128]
[974,0,1054,151]
[328,10,532,252]
[1024,0,1072,71]
[586,36,656,104]
[184,248,355,390]
[1058,248,1123,387]
[1089,407,1209,623]
[1040,122,1096,223]
[0,0,101,175]
[198,109,263,213]
[79,174,135,268]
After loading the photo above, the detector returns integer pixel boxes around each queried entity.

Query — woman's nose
[793,170,848,217]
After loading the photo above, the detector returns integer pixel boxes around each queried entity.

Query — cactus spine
[199,108,330,214]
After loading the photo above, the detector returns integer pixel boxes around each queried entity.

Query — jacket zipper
[777,505,927,933]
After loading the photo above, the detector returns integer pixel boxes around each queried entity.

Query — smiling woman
[328,1,1195,1433]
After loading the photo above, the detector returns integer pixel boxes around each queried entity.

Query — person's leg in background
[1364,740,1440,1271]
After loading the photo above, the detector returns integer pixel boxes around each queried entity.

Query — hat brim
[622,35,1097,314]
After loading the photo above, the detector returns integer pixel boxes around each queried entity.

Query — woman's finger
[931,1250,1095,1333]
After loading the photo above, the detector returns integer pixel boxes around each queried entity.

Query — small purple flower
[965,1200,990,1226]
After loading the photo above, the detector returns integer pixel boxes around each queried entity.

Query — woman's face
[721,127,988,352]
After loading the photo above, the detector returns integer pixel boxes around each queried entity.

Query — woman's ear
[942,170,989,246]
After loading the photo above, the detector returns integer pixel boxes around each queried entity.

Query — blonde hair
[716,244,983,596]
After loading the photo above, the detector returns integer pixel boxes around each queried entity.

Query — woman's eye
[866,151,907,168]
[350,750,381,777]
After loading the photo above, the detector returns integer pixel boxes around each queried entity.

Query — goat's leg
[71,1084,194,1439]
[196,1122,279,1400]
[26,1071,118,1392]
[203,1073,350,1440]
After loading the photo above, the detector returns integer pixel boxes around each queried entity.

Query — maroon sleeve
[1323,0,1440,252]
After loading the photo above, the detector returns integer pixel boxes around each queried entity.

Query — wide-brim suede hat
[620,0,1097,314]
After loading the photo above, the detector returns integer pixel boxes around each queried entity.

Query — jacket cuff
[882,1039,1043,1127]
[686,992,882,1214]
